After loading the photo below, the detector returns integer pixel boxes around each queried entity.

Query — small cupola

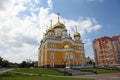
[74,26,81,42]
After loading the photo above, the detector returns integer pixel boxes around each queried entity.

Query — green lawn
[0,76,94,80]
[0,71,94,80]
[11,68,64,75]
[80,68,120,74]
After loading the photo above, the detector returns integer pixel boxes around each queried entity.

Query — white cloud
[34,0,39,4]
[0,0,9,10]
[0,0,102,63]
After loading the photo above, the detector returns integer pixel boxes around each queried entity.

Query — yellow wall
[38,40,86,67]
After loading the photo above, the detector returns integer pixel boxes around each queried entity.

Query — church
[38,14,86,68]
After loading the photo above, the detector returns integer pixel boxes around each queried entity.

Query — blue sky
[0,0,120,63]
[53,0,120,36]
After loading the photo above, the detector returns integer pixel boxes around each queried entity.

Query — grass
[0,71,95,80]
[80,68,120,74]
[0,76,94,80]
[11,68,64,75]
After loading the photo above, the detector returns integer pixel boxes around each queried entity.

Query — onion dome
[64,44,73,49]
[74,32,81,37]
[47,27,54,32]
[44,32,47,35]
[62,28,67,32]
[40,38,43,42]
[53,22,65,29]
[74,26,81,37]
[53,13,65,29]
[47,20,54,32]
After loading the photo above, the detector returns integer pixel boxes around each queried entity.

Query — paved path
[55,68,95,76]
[48,73,120,80]
[55,68,120,80]
[0,68,13,74]
[74,73,120,80]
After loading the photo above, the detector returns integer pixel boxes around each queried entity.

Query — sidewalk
[0,68,13,74]
[74,73,120,80]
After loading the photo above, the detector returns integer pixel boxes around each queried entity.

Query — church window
[50,44,52,48]
[50,53,54,61]
[70,53,73,59]
[80,55,83,59]
[79,47,83,50]
[65,53,69,60]
[53,44,55,48]
[50,44,56,48]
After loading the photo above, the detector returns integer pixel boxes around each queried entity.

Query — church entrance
[50,62,54,68]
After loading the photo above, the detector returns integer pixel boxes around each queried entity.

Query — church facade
[38,15,86,68]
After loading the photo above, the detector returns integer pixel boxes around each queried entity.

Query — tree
[87,57,95,66]
[20,61,27,68]
[19,60,38,68]
[1,60,9,67]
[0,57,3,67]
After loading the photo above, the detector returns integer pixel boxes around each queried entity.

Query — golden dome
[40,38,43,42]
[47,27,54,32]
[47,20,54,32]
[64,44,73,49]
[53,13,65,29]
[53,22,65,29]
[74,32,81,37]
[62,28,67,32]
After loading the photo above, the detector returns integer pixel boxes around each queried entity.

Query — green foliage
[80,68,120,74]
[0,56,38,68]
[0,56,20,68]
[0,60,9,67]
[19,60,38,68]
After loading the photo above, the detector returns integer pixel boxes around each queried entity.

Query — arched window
[65,53,69,60]
[50,53,54,61]
[70,53,73,60]
[80,55,83,59]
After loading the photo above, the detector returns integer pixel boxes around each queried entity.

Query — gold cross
[50,20,52,27]
[57,13,60,22]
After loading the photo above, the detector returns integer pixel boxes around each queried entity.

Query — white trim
[44,38,84,46]
[46,48,84,53]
